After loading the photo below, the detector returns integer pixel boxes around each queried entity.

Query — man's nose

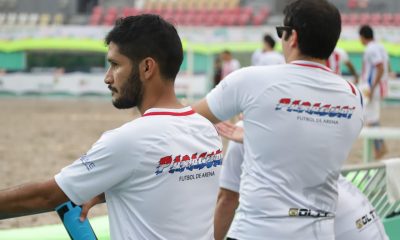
[104,67,113,84]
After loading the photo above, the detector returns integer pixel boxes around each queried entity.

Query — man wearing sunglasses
[193,0,364,239]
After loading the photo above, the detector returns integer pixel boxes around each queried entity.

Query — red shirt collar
[142,107,195,117]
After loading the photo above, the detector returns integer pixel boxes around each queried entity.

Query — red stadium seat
[347,0,357,9]
[370,13,381,25]
[382,13,393,26]
[341,13,350,25]
[252,7,269,25]
[359,13,371,25]
[89,6,103,25]
[348,13,360,25]
[92,6,103,15]
[394,13,400,25]
[103,7,118,26]
[122,7,139,17]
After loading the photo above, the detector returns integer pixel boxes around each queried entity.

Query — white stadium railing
[342,161,400,219]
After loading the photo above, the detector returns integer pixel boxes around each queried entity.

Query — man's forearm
[0,179,69,220]
[345,62,359,84]
[214,189,239,240]
[371,64,384,92]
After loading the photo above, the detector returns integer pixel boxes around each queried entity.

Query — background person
[359,25,390,160]
[220,50,241,79]
[251,34,285,66]
[327,47,359,84]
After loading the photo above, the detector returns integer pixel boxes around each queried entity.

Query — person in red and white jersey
[221,50,241,79]
[359,25,390,159]
[251,34,285,66]
[326,47,359,84]
[214,122,388,240]
[0,15,222,240]
[193,0,364,239]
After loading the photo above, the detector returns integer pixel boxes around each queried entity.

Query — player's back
[106,107,222,240]
[226,62,364,239]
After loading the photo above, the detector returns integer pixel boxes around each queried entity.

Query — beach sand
[0,98,399,229]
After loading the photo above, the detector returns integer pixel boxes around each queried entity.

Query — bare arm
[192,99,221,124]
[0,178,69,220]
[214,188,239,240]
[344,61,359,84]
[370,63,384,100]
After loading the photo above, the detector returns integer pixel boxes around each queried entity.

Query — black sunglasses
[276,26,293,38]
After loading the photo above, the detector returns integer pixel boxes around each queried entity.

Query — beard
[111,66,144,109]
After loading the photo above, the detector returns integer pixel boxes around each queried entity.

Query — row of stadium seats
[341,12,400,26]
[142,0,240,10]
[0,12,64,26]
[89,6,270,26]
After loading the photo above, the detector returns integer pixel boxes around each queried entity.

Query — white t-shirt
[359,41,389,124]
[361,41,389,99]
[220,137,388,240]
[326,48,349,75]
[251,49,263,66]
[222,59,241,79]
[255,51,285,66]
[207,61,364,240]
[55,107,222,240]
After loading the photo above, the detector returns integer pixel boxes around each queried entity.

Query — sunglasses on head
[276,26,294,38]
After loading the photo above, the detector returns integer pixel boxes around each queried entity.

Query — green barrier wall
[383,215,400,240]
[1,38,400,72]
[0,52,25,70]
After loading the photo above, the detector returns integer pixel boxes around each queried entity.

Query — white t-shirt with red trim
[361,41,389,99]
[207,61,364,240]
[55,107,222,240]
[220,134,388,240]
[360,41,389,123]
[326,48,349,75]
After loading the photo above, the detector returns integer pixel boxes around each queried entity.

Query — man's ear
[289,29,298,48]
[140,57,157,81]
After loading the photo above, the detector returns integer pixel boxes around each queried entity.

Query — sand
[0,98,399,229]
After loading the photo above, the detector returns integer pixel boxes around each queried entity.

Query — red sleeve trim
[346,81,356,96]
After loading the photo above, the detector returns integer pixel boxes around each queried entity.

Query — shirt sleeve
[206,67,252,121]
[55,128,138,205]
[220,141,244,193]
[367,47,384,66]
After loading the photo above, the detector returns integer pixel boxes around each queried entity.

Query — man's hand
[215,122,244,143]
[80,193,105,222]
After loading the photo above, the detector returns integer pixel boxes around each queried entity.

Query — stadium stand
[88,0,271,26]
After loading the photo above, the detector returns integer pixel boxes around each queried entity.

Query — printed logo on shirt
[275,98,356,120]
[155,149,223,176]
[355,209,377,230]
[79,154,95,171]
[288,208,333,218]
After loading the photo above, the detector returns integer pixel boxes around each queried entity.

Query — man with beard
[0,15,222,240]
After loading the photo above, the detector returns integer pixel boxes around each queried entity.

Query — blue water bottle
[55,201,98,240]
